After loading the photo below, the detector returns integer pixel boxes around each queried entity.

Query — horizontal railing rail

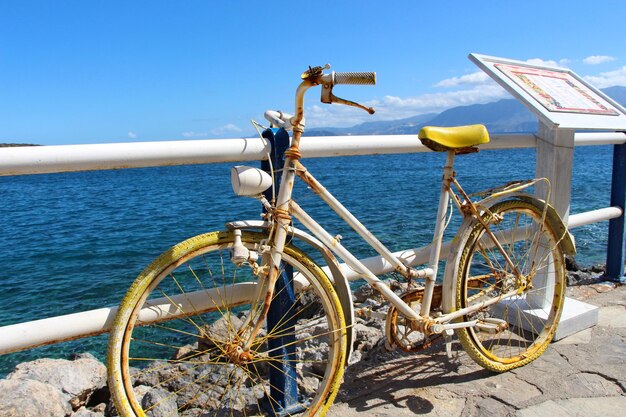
[0,131,624,354]
[1,132,624,177]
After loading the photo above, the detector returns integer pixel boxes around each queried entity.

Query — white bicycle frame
[237,69,575,348]
[265,151,526,336]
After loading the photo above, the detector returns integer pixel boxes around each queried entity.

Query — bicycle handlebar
[332,71,376,86]
[279,65,377,134]
[320,69,376,114]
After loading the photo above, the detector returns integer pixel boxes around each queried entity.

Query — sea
[0,144,617,375]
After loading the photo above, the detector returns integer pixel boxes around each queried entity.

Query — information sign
[470,54,626,130]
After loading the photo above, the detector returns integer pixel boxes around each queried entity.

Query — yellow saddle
[418,125,490,152]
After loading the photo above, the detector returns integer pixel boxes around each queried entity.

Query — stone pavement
[330,283,626,417]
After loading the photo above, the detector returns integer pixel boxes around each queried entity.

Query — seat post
[421,150,456,316]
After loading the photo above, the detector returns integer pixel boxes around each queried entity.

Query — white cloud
[181,131,209,138]
[583,55,616,65]
[435,71,490,88]
[305,83,509,128]
[382,85,508,111]
[434,56,570,90]
[127,131,137,139]
[210,123,243,135]
[585,66,626,88]
[525,58,567,68]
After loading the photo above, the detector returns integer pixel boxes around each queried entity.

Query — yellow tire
[454,200,566,372]
[108,230,346,416]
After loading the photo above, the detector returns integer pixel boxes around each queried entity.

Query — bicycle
[107,64,576,416]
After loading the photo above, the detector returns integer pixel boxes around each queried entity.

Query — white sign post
[469,54,626,340]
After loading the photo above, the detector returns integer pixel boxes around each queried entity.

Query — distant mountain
[305,86,626,136]
[603,86,626,105]
[305,113,437,136]
[0,143,40,147]
[426,99,536,133]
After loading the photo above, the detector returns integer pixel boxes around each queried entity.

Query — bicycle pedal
[475,317,508,334]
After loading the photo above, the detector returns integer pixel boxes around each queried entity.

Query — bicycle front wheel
[454,199,566,372]
[108,230,346,417]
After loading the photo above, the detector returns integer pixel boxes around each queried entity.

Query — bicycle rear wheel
[108,230,346,416]
[454,200,566,372]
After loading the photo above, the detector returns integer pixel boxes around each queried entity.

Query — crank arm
[429,320,479,334]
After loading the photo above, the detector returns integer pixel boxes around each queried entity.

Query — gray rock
[180,409,205,417]
[300,375,320,397]
[567,270,594,286]
[70,406,105,417]
[7,353,106,409]
[173,343,198,361]
[353,283,382,304]
[353,281,408,305]
[0,378,72,417]
[131,363,161,388]
[565,254,580,271]
[199,315,245,350]
[352,322,382,352]
[142,387,179,417]
[299,341,329,376]
[106,384,151,417]
[160,367,210,411]
[307,319,330,337]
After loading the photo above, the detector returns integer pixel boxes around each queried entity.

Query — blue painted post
[260,128,300,414]
[606,143,626,282]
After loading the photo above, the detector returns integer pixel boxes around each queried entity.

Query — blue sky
[2,0,625,145]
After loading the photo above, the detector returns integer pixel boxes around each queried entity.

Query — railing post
[606,142,626,282]
[260,128,300,414]
[531,123,599,341]
[535,123,575,224]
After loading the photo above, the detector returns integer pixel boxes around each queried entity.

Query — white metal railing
[0,134,537,176]
[1,132,624,177]
[0,131,624,354]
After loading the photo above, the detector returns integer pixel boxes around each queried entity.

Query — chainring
[385,285,443,352]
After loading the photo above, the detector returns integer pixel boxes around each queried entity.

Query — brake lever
[321,84,376,114]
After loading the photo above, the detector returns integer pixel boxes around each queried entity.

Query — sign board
[470,53,626,130]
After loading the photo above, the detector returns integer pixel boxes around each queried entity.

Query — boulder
[0,378,71,417]
[352,322,382,352]
[8,353,107,409]
[567,270,594,286]
[141,387,179,417]
[200,315,244,347]
[565,254,580,271]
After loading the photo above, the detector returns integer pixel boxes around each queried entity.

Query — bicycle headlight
[230,166,272,196]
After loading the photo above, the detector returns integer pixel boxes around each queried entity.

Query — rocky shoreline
[0,260,619,417]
